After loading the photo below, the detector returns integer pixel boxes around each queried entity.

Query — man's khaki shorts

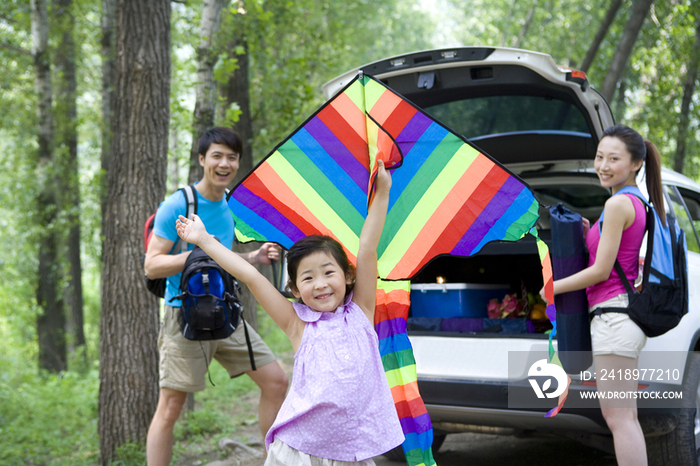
[158,305,277,392]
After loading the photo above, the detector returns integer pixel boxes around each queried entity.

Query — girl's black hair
[286,235,356,299]
[601,124,666,226]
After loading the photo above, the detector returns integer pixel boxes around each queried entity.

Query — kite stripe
[382,123,453,233]
[228,185,301,244]
[470,190,539,253]
[367,85,403,126]
[409,164,509,273]
[375,317,407,340]
[363,77,389,114]
[393,111,435,157]
[238,173,318,240]
[328,91,368,144]
[385,365,418,388]
[342,79,367,115]
[453,172,523,255]
[400,412,433,435]
[265,156,360,259]
[236,164,326,243]
[374,280,436,466]
[395,398,428,419]
[381,348,416,372]
[382,145,489,278]
[233,215,272,243]
[288,130,368,216]
[378,333,413,357]
[304,115,369,195]
[391,380,422,405]
[381,99,419,142]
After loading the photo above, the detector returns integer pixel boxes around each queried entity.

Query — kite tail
[375,280,437,466]
[530,228,570,417]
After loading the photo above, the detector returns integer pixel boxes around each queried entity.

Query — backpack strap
[240,315,257,371]
[589,259,636,320]
[176,185,198,254]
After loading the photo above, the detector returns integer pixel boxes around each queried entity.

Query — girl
[548,125,665,466]
[176,159,404,465]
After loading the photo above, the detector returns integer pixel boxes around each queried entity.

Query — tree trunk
[169,126,180,193]
[578,0,623,72]
[673,19,700,174]
[600,0,655,102]
[32,0,67,373]
[53,0,86,359]
[100,0,115,236]
[188,0,226,185]
[98,1,170,464]
[499,0,519,47]
[514,2,536,48]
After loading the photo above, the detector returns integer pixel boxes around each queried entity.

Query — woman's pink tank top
[586,193,646,307]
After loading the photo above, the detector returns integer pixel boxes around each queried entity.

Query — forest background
[0,0,698,465]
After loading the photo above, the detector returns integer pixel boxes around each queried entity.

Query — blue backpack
[173,243,256,369]
[592,186,689,337]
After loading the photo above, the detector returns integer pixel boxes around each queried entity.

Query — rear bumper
[418,377,682,436]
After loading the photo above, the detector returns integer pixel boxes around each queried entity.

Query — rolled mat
[550,204,592,373]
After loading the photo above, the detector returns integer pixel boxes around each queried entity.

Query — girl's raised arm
[176,215,298,335]
[353,160,392,320]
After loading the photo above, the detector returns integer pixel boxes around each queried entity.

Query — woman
[549,124,665,466]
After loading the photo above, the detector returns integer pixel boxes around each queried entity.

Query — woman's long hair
[601,125,666,226]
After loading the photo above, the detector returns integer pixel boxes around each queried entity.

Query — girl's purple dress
[265,295,404,461]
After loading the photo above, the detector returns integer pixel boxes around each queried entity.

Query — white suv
[324,47,700,464]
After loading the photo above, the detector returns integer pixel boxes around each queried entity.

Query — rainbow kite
[228,73,561,465]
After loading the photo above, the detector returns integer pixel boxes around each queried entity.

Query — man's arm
[145,234,279,279]
[144,234,190,279]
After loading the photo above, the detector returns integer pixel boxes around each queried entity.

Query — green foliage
[1,0,699,462]
[223,101,243,126]
[0,368,100,466]
[220,0,436,159]
[257,304,294,355]
[175,405,234,439]
[213,54,240,85]
[109,442,146,466]
[441,0,700,179]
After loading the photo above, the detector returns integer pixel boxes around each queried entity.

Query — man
[144,127,288,466]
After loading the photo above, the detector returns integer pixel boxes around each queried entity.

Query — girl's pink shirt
[586,193,646,307]
[264,294,404,461]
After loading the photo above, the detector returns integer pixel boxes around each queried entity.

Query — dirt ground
[174,353,296,466]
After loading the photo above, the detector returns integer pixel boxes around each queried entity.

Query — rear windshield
[423,95,590,139]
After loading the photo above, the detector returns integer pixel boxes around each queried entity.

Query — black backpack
[143,185,197,298]
[591,186,689,337]
[173,244,256,368]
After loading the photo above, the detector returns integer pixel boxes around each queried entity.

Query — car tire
[646,352,700,466]
[382,434,447,462]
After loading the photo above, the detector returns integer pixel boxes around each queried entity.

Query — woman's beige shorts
[265,439,376,466]
[158,305,277,392]
[590,294,646,358]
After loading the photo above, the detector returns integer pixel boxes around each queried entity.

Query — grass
[0,308,292,466]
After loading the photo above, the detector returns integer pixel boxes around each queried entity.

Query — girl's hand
[582,217,590,239]
[375,159,392,195]
[176,214,210,245]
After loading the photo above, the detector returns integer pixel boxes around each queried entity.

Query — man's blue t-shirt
[152,184,234,306]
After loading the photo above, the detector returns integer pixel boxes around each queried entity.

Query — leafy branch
[0,41,32,56]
